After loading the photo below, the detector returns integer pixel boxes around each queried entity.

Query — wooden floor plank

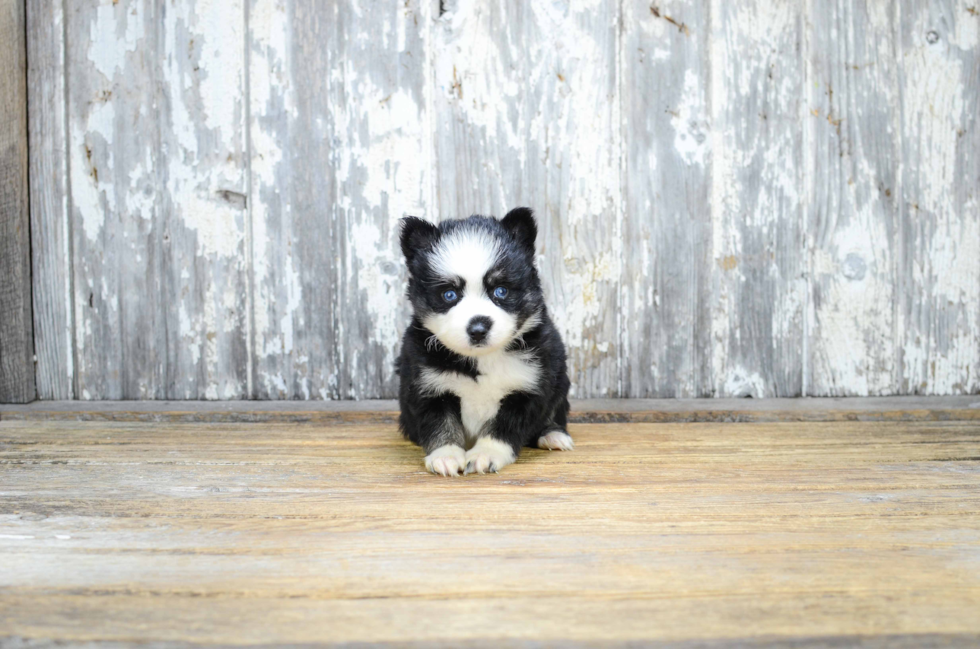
[1,419,979,647]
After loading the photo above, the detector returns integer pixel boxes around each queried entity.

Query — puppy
[396,208,572,476]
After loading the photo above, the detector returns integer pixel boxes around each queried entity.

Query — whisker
[425,334,445,353]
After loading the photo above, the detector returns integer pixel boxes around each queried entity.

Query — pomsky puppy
[397,208,572,476]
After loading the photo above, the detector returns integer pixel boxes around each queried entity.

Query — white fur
[424,444,466,476]
[422,296,516,356]
[430,229,500,282]
[418,350,541,442]
[464,437,516,474]
[422,230,517,356]
[537,430,574,451]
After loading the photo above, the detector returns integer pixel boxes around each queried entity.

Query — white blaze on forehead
[430,229,501,291]
[423,227,517,357]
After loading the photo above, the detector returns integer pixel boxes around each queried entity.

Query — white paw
[537,430,574,451]
[464,438,516,475]
[424,444,466,476]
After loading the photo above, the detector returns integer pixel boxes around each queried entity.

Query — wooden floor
[2,405,980,647]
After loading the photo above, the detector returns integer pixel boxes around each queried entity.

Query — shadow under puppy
[396,208,572,476]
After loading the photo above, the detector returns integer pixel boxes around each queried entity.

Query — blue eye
[493,286,508,299]
[442,290,458,302]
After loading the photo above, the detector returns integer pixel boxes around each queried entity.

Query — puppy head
[400,208,543,357]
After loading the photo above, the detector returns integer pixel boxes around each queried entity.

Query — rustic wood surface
[434,1,623,397]
[709,0,806,398]
[248,0,429,399]
[0,0,36,404]
[64,0,251,400]
[1,416,979,647]
[3,396,980,424]
[247,0,350,400]
[807,0,901,396]
[24,0,980,400]
[25,0,72,401]
[621,0,711,398]
[808,0,980,397]
[897,0,980,396]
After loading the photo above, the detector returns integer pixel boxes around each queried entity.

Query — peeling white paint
[72,100,115,243]
[899,7,978,395]
[45,0,980,400]
[179,304,202,366]
[671,69,708,167]
[249,0,297,383]
[87,1,144,79]
[953,0,979,50]
[723,367,767,399]
[901,41,965,220]
[554,250,617,353]
[347,221,402,363]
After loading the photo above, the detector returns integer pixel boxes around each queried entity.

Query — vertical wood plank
[249,0,430,399]
[68,0,249,399]
[248,0,340,398]
[335,1,432,398]
[27,0,73,399]
[524,1,622,397]
[160,0,251,399]
[434,0,622,397]
[807,0,902,396]
[67,0,161,399]
[710,0,806,397]
[897,0,980,394]
[621,0,711,397]
[0,0,36,403]
[432,0,525,221]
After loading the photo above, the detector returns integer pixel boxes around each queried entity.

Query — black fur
[396,208,571,467]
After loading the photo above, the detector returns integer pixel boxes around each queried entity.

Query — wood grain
[621,0,712,398]
[0,0,36,404]
[807,0,902,396]
[21,0,980,400]
[433,0,622,397]
[1,418,979,646]
[431,0,525,222]
[66,0,250,399]
[711,0,806,397]
[523,0,622,398]
[248,0,428,399]
[3,396,980,424]
[897,0,980,395]
[26,0,72,400]
[247,0,343,399]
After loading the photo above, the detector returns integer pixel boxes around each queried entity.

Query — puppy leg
[537,428,574,451]
[425,443,467,476]
[464,437,516,474]
[465,392,547,474]
[537,392,572,450]
[422,413,466,476]
[404,395,467,476]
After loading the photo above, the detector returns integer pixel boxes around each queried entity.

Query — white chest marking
[418,351,540,440]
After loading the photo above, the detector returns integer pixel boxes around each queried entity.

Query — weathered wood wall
[1,0,36,403]
[22,0,980,400]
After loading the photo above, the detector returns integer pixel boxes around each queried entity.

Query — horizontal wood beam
[2,396,979,424]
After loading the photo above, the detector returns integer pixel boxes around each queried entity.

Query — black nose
[466,316,493,345]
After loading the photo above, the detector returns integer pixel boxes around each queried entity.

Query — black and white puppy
[396,208,572,476]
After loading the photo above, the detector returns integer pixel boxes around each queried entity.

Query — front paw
[537,429,574,451]
[424,444,466,476]
[464,438,516,475]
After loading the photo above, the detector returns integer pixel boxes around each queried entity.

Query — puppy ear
[500,207,537,257]
[400,216,440,264]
